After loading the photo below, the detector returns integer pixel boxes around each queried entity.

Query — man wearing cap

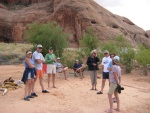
[56,57,68,80]
[45,47,56,88]
[97,50,112,94]
[73,60,83,79]
[32,44,49,95]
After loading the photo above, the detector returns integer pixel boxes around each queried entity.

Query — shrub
[79,27,99,57]
[25,22,69,56]
[135,44,150,75]
[100,35,135,73]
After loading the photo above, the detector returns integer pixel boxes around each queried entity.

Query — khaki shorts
[108,83,117,94]
[47,64,56,74]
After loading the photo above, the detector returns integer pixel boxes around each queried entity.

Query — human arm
[25,58,34,68]
[45,54,55,64]
[107,61,112,71]
[112,66,119,84]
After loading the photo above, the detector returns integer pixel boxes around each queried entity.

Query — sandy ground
[0,65,150,113]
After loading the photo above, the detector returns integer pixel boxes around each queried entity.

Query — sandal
[97,91,103,94]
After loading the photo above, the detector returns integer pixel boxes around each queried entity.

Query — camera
[117,85,124,94]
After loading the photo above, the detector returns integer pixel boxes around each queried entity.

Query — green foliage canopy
[26,22,69,56]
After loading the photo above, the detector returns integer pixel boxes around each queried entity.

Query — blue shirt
[108,61,112,68]
[24,59,34,68]
[74,63,82,69]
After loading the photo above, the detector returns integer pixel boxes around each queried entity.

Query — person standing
[45,47,56,88]
[97,50,112,94]
[32,44,49,95]
[107,56,121,113]
[87,50,100,90]
[21,50,36,101]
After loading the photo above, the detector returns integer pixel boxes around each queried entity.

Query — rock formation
[0,0,150,47]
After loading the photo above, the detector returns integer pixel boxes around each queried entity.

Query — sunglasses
[104,53,108,54]
[38,47,42,49]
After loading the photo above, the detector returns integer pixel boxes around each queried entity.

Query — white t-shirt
[101,56,112,72]
[32,51,45,70]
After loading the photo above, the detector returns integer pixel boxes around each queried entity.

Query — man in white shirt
[32,44,49,96]
[97,50,112,94]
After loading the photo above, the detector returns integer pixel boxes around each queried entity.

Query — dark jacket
[86,56,100,70]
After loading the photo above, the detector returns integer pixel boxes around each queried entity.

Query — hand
[93,63,96,66]
[52,58,56,62]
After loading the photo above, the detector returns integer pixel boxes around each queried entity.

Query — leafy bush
[135,44,150,75]
[26,22,69,56]
[79,27,99,57]
[100,35,135,73]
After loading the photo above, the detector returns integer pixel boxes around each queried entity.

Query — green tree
[135,44,150,75]
[26,22,69,56]
[100,35,135,73]
[79,27,99,56]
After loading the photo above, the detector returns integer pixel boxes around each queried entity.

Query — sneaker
[31,93,38,97]
[28,95,34,98]
[42,90,49,93]
[97,91,103,94]
[24,97,30,101]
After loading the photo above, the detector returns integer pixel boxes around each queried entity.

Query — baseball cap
[57,57,60,60]
[104,50,109,54]
[37,44,42,48]
[114,56,120,61]
[49,47,53,50]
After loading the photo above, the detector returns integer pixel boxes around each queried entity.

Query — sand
[0,65,150,113]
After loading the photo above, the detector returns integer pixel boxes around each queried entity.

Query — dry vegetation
[0,43,33,64]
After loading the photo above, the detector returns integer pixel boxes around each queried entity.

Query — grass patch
[0,43,33,65]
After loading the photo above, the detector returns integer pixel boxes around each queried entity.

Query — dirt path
[0,65,150,113]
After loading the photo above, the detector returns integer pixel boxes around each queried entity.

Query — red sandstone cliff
[0,0,150,47]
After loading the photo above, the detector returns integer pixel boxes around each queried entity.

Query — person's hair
[112,59,119,65]
[26,50,31,54]
[91,49,97,56]
[26,50,32,58]
[110,53,116,58]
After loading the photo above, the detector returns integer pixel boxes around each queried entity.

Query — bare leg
[101,79,106,92]
[24,80,29,98]
[79,69,83,79]
[107,94,113,113]
[32,77,37,93]
[48,74,51,88]
[52,74,56,88]
[39,76,44,91]
[114,91,120,111]
[28,79,32,96]
[63,70,67,80]
[31,79,34,94]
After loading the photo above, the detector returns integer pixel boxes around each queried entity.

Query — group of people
[21,44,68,101]
[21,44,122,113]
[86,50,121,113]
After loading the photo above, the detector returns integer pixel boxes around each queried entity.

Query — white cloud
[94,0,150,30]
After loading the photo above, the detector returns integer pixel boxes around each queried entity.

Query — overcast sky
[94,0,150,31]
